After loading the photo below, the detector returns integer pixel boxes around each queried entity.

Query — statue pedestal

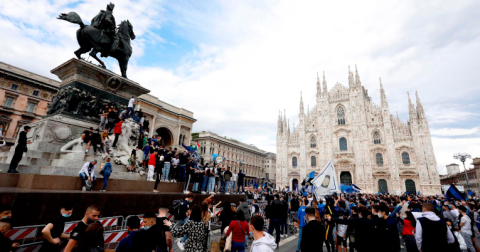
[0,59,150,181]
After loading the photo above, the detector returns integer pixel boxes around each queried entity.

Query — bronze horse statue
[58,12,135,78]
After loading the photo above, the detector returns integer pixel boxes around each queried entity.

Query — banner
[446,184,467,201]
[210,154,225,164]
[301,171,315,186]
[312,159,339,198]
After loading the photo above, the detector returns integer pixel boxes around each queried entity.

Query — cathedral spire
[322,71,328,94]
[316,72,321,95]
[416,90,425,118]
[380,77,387,104]
[355,64,361,87]
[348,66,355,88]
[408,92,417,120]
[300,92,304,114]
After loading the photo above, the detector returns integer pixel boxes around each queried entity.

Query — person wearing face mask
[131,212,168,252]
[115,216,141,252]
[39,203,74,252]
[0,204,12,219]
[64,205,101,252]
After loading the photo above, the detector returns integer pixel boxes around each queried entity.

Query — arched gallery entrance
[378,179,388,193]
[405,179,416,194]
[340,171,352,185]
[156,127,173,146]
[292,179,298,192]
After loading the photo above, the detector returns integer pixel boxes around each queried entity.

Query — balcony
[0,106,14,113]
[22,111,37,118]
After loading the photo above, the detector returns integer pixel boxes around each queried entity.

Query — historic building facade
[276,67,441,195]
[264,152,277,188]
[440,158,480,195]
[0,61,60,146]
[136,94,196,149]
[193,131,267,187]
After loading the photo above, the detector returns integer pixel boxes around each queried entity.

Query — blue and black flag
[446,185,467,201]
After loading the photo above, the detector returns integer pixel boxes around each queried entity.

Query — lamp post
[454,153,471,190]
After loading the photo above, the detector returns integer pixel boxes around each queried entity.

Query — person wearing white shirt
[79,161,97,191]
[232,170,238,193]
[415,203,455,252]
[127,96,135,118]
[459,205,476,252]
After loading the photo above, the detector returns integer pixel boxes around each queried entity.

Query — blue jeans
[179,164,186,182]
[127,107,134,118]
[225,181,231,192]
[268,219,281,245]
[208,177,215,192]
[163,162,170,180]
[297,226,303,251]
[232,181,237,192]
[202,175,208,192]
[193,182,199,191]
[280,218,288,235]
[231,241,246,252]
[79,173,97,187]
[102,174,110,190]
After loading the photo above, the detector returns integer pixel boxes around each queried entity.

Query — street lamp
[454,153,472,190]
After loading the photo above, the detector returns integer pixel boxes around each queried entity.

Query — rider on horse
[91,2,118,57]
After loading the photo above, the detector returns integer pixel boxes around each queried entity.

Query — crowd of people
[3,188,480,252]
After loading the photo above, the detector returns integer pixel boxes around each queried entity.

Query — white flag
[312,159,339,198]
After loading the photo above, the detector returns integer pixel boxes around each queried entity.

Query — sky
[1,0,480,174]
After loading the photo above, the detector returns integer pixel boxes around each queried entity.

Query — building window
[292,157,297,167]
[33,90,39,96]
[310,136,316,148]
[11,84,18,90]
[373,131,381,144]
[311,156,316,167]
[402,152,410,164]
[26,102,36,113]
[337,107,345,125]
[376,153,384,166]
[4,97,14,108]
[339,137,347,151]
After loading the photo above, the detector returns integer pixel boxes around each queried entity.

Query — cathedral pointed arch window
[402,152,410,164]
[376,153,384,166]
[337,107,346,125]
[311,156,316,167]
[292,157,298,167]
[310,136,316,148]
[373,131,381,144]
[339,137,347,151]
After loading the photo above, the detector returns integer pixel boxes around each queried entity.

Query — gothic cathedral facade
[276,66,441,195]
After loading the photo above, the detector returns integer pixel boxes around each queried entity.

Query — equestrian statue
[58,3,135,78]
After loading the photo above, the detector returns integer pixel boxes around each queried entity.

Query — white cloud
[432,137,480,175]
[431,127,480,137]
[1,0,480,174]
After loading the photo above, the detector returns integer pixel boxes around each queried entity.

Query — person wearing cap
[7,125,32,173]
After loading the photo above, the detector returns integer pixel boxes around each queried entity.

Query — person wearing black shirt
[156,204,173,251]
[301,207,325,252]
[132,212,168,252]
[91,129,102,156]
[163,149,172,182]
[184,157,194,193]
[129,146,138,172]
[267,194,284,247]
[40,203,73,252]
[237,170,246,193]
[107,109,119,132]
[179,152,188,182]
[64,205,100,252]
[82,127,94,154]
[143,119,149,132]
[8,125,31,173]
[224,167,233,194]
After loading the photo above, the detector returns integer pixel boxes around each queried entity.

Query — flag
[311,159,339,198]
[468,190,474,199]
[351,183,361,191]
[196,141,201,148]
[210,154,225,164]
[446,185,467,201]
[301,171,315,186]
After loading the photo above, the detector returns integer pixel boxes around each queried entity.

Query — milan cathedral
[276,66,441,195]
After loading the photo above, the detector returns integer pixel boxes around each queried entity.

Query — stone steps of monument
[0,163,146,181]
